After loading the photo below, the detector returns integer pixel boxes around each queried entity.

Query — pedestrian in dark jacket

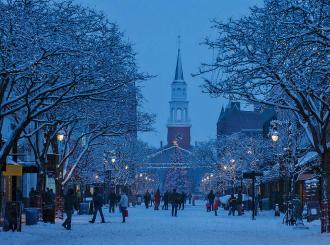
[181,192,186,210]
[62,188,77,230]
[109,191,117,213]
[154,190,161,210]
[144,191,151,208]
[162,191,169,210]
[208,190,215,211]
[188,193,192,204]
[228,194,237,216]
[89,187,105,223]
[171,189,179,217]
[237,191,243,215]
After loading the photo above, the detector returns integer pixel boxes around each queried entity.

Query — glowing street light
[57,131,65,141]
[139,173,143,177]
[111,158,116,164]
[125,165,129,170]
[271,131,279,142]
[210,173,214,177]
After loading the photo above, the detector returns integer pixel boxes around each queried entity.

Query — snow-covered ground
[1,202,330,245]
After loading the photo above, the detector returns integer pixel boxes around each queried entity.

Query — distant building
[216,101,275,140]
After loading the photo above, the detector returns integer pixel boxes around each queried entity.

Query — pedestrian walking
[89,187,105,223]
[150,192,154,207]
[208,190,215,211]
[119,191,129,223]
[181,192,186,210]
[237,191,243,215]
[154,189,161,210]
[188,193,192,205]
[144,191,151,208]
[214,195,220,216]
[62,188,77,230]
[163,191,169,210]
[171,189,179,217]
[228,194,237,216]
[108,191,117,213]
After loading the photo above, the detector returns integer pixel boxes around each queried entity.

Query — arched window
[177,108,182,121]
[183,109,187,121]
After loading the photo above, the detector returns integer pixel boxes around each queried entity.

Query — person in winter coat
[162,191,169,210]
[237,191,243,215]
[188,193,192,204]
[154,190,161,210]
[144,191,151,208]
[214,195,220,216]
[89,187,105,223]
[228,194,237,216]
[62,188,77,230]
[108,191,117,213]
[181,192,186,210]
[119,192,129,223]
[171,189,179,217]
[150,192,154,207]
[208,190,216,211]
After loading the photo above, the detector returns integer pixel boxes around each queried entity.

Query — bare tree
[197,0,330,232]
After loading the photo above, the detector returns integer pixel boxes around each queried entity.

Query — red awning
[297,172,317,181]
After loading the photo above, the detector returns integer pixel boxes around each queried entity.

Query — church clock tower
[167,45,191,149]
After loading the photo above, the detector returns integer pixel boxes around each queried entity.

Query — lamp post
[243,171,263,220]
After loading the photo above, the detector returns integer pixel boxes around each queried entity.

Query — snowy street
[1,202,330,245]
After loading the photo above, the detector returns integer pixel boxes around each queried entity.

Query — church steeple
[167,38,191,149]
[174,48,184,81]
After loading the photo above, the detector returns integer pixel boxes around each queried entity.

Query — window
[177,108,182,121]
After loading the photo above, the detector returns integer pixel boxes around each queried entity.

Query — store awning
[297,172,317,181]
[4,156,39,175]
[3,164,23,176]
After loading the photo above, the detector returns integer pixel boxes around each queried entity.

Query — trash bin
[25,208,39,225]
[42,204,55,223]
[3,201,22,232]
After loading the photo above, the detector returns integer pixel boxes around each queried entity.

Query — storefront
[0,160,39,224]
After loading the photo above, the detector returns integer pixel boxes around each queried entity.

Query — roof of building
[217,102,275,135]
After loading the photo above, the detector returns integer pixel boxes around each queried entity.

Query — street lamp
[125,165,129,170]
[271,131,279,142]
[57,131,65,142]
[111,158,116,164]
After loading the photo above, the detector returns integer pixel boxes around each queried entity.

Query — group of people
[206,190,220,216]
[205,190,243,216]
[62,187,129,230]
[142,189,192,217]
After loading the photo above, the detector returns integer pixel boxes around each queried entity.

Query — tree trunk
[320,150,330,233]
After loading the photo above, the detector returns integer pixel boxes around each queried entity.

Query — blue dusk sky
[77,0,263,147]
